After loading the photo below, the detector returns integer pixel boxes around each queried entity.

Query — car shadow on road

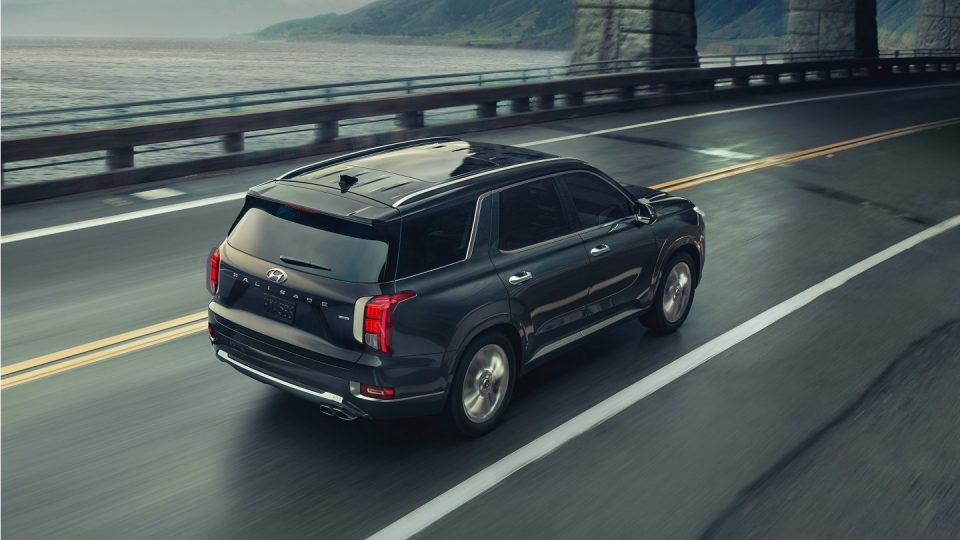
[215,318,689,535]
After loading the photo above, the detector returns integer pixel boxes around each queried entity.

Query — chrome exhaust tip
[319,405,335,416]
[332,408,358,421]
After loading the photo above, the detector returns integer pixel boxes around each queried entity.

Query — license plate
[263,293,296,324]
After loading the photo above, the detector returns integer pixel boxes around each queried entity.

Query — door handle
[590,244,610,257]
[508,271,533,286]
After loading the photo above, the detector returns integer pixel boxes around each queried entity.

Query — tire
[447,331,516,437]
[641,252,697,335]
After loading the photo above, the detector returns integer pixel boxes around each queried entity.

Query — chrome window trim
[391,157,571,207]
[498,230,583,255]
[465,193,488,259]
[218,350,345,404]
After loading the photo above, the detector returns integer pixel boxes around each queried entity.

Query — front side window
[559,172,633,230]
[397,199,476,278]
[499,178,570,251]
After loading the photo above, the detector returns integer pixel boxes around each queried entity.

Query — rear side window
[397,200,476,278]
[499,178,570,251]
[228,199,391,283]
[559,172,633,229]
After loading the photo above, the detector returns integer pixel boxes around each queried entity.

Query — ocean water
[1,37,565,113]
[1,37,565,185]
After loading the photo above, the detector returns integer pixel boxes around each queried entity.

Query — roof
[269,138,557,208]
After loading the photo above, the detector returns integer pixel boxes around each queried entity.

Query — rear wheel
[642,252,696,334]
[447,332,516,437]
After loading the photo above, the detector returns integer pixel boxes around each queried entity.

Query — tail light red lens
[362,291,416,354]
[360,384,395,400]
[207,247,221,295]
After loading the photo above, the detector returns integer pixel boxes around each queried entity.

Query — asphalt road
[3,82,960,538]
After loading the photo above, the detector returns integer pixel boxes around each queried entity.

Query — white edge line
[514,82,960,148]
[1,192,247,245]
[368,213,960,540]
[3,82,957,245]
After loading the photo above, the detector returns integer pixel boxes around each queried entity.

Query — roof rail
[391,157,576,207]
[276,137,462,180]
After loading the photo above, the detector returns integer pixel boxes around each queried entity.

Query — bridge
[3,3,960,539]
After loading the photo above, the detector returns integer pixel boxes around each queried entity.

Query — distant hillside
[258,0,916,51]
[258,0,575,49]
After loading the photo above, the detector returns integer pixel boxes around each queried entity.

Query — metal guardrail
[4,49,951,135]
[2,53,958,204]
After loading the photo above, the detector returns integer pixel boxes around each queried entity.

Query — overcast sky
[2,0,374,38]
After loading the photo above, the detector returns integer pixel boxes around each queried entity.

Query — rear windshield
[228,198,392,283]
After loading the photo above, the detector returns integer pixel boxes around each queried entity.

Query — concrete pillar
[222,132,244,153]
[106,147,134,170]
[510,97,531,114]
[917,0,960,50]
[570,0,698,66]
[783,0,878,57]
[316,121,338,143]
[477,102,497,118]
[396,111,424,129]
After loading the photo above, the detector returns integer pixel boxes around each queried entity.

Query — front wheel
[641,252,696,334]
[447,332,516,437]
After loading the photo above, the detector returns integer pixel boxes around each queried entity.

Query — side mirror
[636,200,656,225]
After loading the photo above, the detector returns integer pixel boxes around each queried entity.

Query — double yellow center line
[3,117,957,389]
[1,312,207,389]
[652,117,960,192]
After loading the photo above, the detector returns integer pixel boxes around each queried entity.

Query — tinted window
[228,199,390,283]
[560,172,633,229]
[397,200,476,278]
[499,178,570,251]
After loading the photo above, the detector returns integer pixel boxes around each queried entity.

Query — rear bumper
[209,311,448,420]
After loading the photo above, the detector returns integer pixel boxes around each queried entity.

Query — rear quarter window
[396,199,476,278]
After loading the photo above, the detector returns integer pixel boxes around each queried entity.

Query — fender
[441,307,524,387]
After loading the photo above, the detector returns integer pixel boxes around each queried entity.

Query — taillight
[362,291,416,354]
[207,247,220,295]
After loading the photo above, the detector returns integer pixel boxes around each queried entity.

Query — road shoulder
[706,321,960,539]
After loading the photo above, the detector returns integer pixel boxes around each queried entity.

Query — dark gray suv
[207,137,705,435]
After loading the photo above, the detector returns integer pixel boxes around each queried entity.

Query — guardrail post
[316,120,339,143]
[618,85,636,99]
[565,92,585,107]
[732,76,750,88]
[222,132,244,153]
[397,111,424,129]
[477,102,498,118]
[510,97,531,114]
[763,73,780,85]
[538,94,555,110]
[106,146,134,170]
[790,71,806,83]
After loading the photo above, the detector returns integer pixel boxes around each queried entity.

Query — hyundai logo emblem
[266,268,288,284]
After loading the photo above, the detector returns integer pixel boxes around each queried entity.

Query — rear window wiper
[279,256,332,272]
